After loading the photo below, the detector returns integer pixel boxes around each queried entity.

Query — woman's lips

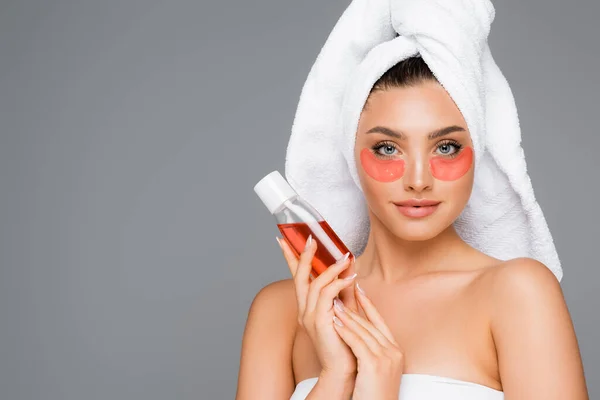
[395,203,440,218]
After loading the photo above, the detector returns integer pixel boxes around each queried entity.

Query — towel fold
[284,0,562,281]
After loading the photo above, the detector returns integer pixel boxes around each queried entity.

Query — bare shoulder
[247,278,298,320]
[476,258,588,397]
[478,257,563,302]
[474,257,565,318]
[236,278,299,399]
[244,278,298,340]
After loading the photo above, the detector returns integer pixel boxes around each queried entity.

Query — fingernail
[275,237,282,248]
[356,282,365,295]
[304,234,312,252]
[333,316,344,327]
[343,273,357,281]
[336,252,350,265]
[333,298,344,312]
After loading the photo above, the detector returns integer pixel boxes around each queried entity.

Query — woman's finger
[276,236,298,276]
[311,252,352,283]
[277,235,316,317]
[305,255,352,314]
[333,300,386,355]
[337,258,360,313]
[355,282,398,346]
[334,298,393,350]
[314,273,358,318]
[331,315,373,361]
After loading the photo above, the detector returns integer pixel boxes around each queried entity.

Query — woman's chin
[394,230,440,242]
[388,222,441,241]
[387,213,448,241]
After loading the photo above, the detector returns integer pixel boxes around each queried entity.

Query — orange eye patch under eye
[360,148,405,182]
[359,146,473,182]
[429,146,473,181]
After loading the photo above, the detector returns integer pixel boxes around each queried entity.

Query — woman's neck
[355,221,472,284]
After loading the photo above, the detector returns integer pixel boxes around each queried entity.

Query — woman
[236,56,589,399]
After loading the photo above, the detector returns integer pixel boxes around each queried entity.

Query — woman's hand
[277,234,359,381]
[332,282,405,400]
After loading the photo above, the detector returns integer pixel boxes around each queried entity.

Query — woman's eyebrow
[365,125,466,140]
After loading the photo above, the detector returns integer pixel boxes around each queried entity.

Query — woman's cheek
[429,146,473,181]
[359,148,405,182]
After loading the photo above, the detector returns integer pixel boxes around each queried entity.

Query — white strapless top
[290,373,504,399]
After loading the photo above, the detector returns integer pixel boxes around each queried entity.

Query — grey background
[0,0,597,398]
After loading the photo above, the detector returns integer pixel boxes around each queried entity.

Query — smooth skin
[236,81,589,399]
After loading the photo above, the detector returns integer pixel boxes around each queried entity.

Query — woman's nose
[403,155,433,192]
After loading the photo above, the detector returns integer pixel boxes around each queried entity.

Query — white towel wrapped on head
[284,0,562,281]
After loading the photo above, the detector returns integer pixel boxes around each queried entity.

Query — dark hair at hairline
[363,55,438,111]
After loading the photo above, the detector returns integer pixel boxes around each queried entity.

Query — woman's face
[354,80,475,241]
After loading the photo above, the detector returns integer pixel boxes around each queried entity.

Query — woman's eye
[436,143,458,155]
[377,144,397,156]
[374,142,461,158]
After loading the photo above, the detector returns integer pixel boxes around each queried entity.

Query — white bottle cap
[254,170,298,214]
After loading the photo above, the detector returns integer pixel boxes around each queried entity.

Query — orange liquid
[277,220,354,279]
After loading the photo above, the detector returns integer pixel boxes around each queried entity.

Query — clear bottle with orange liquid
[254,171,354,279]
